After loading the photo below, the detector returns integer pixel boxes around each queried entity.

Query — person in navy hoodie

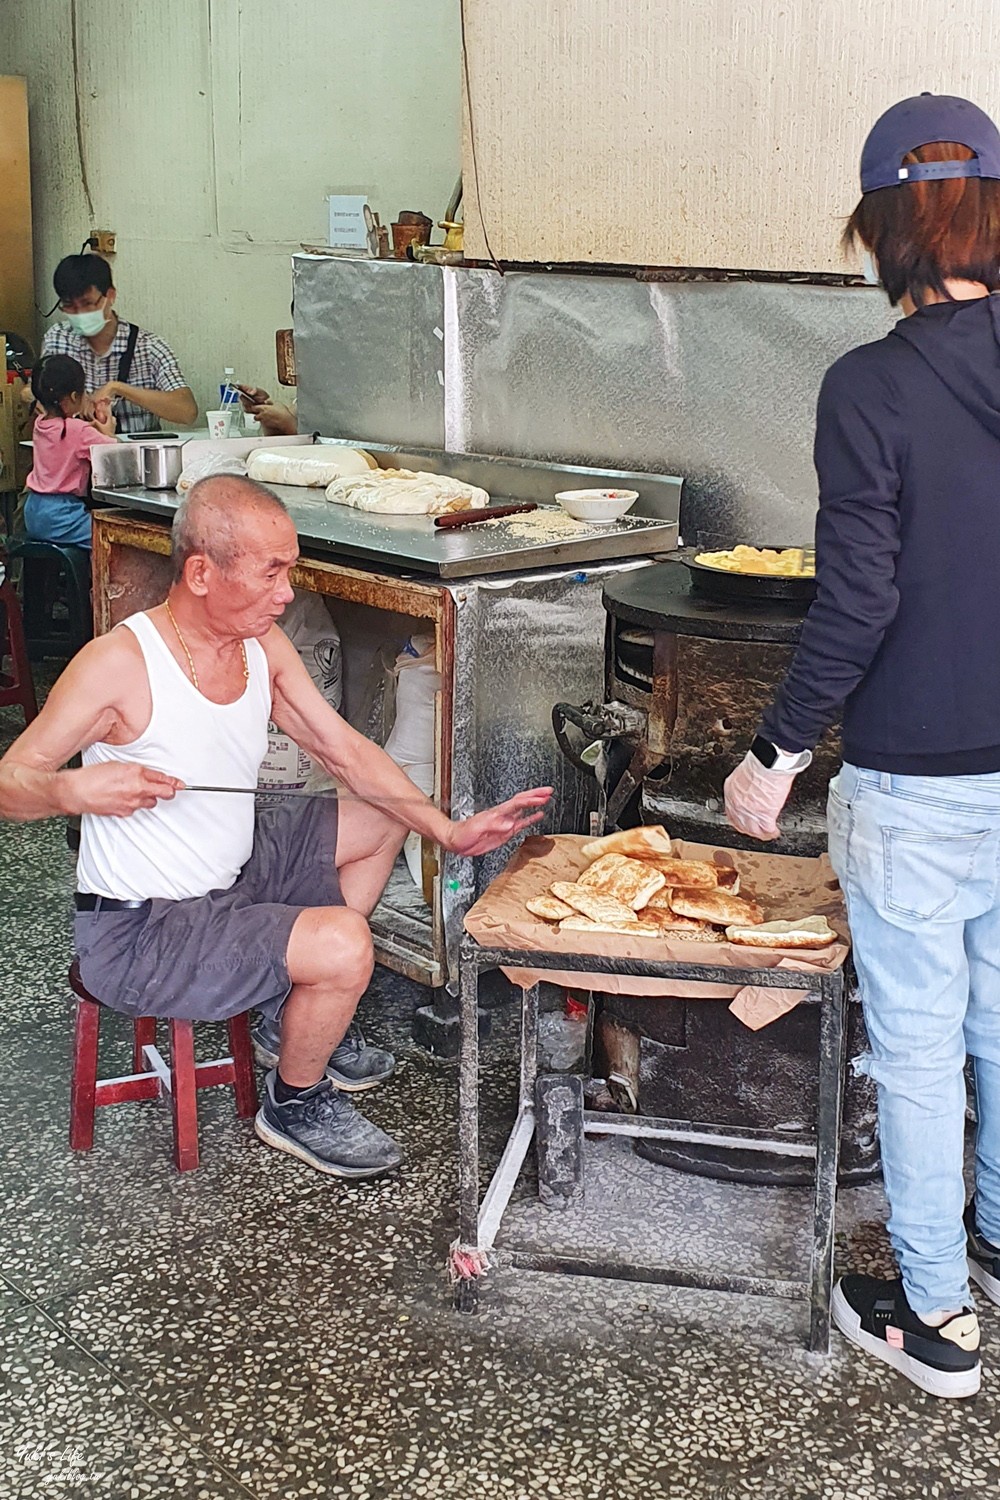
[726,93,1000,1399]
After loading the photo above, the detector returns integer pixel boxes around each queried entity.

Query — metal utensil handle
[182,784,434,804]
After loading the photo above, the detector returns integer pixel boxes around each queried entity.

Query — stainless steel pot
[142,443,184,489]
[90,442,144,489]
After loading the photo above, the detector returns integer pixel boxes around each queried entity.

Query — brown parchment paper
[463,835,850,1028]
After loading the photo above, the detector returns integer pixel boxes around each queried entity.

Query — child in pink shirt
[25,354,117,550]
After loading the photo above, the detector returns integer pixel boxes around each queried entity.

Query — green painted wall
[2,0,460,418]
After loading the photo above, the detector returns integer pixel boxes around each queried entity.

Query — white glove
[724,748,810,842]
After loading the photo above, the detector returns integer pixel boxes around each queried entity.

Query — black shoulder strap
[116,321,140,387]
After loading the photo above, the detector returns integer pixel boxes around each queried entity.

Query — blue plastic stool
[6,539,92,660]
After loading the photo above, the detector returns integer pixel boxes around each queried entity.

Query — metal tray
[678,547,816,606]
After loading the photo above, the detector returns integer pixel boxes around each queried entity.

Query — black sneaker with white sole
[832,1275,981,1399]
[254,1071,402,1179]
[966,1199,1000,1307]
[251,1014,395,1092]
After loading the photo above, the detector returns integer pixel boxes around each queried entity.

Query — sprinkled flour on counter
[473,508,601,541]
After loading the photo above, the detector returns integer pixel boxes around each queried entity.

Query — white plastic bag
[175,451,248,493]
[324,470,489,515]
[384,634,439,888]
[247,447,375,487]
[258,591,343,793]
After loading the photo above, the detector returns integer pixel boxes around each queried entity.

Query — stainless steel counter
[92,483,675,578]
[92,446,681,579]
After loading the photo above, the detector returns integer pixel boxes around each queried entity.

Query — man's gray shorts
[74,797,342,1021]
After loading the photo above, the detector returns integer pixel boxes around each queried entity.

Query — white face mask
[65,299,108,337]
[861,249,881,286]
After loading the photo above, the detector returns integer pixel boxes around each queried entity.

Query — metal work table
[455,938,848,1352]
[89,450,682,1037]
[92,444,679,580]
[91,485,671,579]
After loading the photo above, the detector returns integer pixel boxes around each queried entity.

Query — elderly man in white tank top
[0,476,552,1178]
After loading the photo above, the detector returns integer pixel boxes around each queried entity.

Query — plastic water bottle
[219,367,239,408]
[219,368,241,434]
[538,992,589,1073]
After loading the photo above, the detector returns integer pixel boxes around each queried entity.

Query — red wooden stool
[0,572,38,724]
[68,960,258,1171]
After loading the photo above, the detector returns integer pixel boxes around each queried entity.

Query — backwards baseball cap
[860,92,1000,194]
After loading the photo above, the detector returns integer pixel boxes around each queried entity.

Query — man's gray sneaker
[251,1014,395,1092]
[966,1198,1000,1307]
[254,1070,402,1178]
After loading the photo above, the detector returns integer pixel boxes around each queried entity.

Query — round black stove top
[603,559,807,644]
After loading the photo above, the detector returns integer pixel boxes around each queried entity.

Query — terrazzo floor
[2,687,999,1499]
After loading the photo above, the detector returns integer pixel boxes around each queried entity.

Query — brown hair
[844,142,1000,306]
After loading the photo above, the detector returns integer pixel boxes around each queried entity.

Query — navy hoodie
[762,294,1000,774]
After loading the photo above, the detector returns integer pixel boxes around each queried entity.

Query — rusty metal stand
[455,939,847,1352]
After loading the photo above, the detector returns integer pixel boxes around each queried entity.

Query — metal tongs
[182,785,430,804]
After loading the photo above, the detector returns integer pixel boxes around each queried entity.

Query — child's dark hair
[31,354,87,423]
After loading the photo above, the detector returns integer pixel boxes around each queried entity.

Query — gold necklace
[164,598,248,692]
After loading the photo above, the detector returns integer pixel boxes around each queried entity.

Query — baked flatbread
[646,887,685,914]
[669,889,764,926]
[578,853,666,910]
[526,894,577,923]
[550,882,638,925]
[556,911,722,942]
[725,916,836,950]
[643,857,720,890]
[641,907,714,934]
[581,825,673,861]
[559,915,662,937]
[714,866,741,893]
[657,924,725,944]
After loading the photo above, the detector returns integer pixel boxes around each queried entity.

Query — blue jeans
[828,763,1000,1314]
[23,492,92,549]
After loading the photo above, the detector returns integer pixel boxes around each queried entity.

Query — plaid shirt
[40,319,190,434]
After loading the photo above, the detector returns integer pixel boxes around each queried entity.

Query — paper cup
[207,409,234,440]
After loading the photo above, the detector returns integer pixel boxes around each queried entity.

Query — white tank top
[77,611,272,901]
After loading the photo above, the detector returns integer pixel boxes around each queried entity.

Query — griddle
[677,546,815,606]
[602,560,809,640]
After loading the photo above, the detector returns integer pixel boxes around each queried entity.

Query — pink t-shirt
[27,417,117,498]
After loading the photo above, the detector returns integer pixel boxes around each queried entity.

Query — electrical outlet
[90,230,116,255]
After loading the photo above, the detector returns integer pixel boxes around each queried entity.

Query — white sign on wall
[327,195,378,256]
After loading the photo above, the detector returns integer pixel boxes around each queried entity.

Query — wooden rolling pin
[434,502,538,530]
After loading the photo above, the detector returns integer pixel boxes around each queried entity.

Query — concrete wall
[1,0,460,415]
[462,0,1000,270]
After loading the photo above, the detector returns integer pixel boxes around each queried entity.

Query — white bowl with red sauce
[553,487,639,523]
